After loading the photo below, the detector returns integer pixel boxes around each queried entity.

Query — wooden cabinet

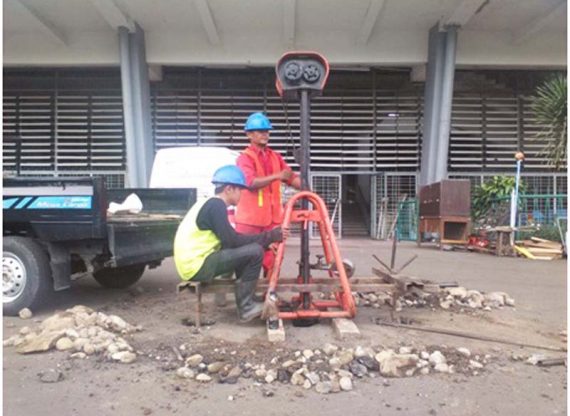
[418,180,471,246]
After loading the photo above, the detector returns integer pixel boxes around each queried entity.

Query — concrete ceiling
[3,0,567,67]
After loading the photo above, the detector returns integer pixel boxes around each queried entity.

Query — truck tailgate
[106,214,182,267]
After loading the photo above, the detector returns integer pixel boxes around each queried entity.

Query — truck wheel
[93,264,146,289]
[3,237,52,316]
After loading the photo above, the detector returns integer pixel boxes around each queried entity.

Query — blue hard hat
[244,112,273,131]
[212,165,247,188]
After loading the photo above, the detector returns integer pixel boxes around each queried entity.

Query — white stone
[303,379,312,389]
[323,343,339,355]
[111,351,136,363]
[375,350,419,378]
[336,350,354,366]
[70,352,87,359]
[83,343,96,355]
[420,351,430,360]
[19,308,33,320]
[302,349,314,359]
[429,351,446,366]
[55,337,74,351]
[196,373,212,382]
[447,287,468,299]
[290,372,305,386]
[456,347,471,357]
[434,363,450,373]
[64,329,79,339]
[176,367,195,379]
[265,374,275,384]
[484,292,506,308]
[315,381,332,394]
[505,297,516,307]
[339,376,353,391]
[282,360,296,368]
[185,354,204,367]
[398,346,413,355]
[329,357,342,369]
[466,290,484,308]
[208,362,225,373]
[469,360,483,369]
[305,372,320,385]
[526,354,546,365]
[19,327,31,336]
[420,367,430,375]
[416,359,429,368]
[337,369,353,378]
[439,300,452,310]
[15,330,66,354]
[40,314,75,332]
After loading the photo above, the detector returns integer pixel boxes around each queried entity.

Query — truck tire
[3,237,52,316]
[93,264,146,289]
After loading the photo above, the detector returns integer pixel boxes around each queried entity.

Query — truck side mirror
[275,51,330,101]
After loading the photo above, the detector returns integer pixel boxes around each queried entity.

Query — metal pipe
[299,90,311,308]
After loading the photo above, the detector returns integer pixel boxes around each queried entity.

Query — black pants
[191,243,264,283]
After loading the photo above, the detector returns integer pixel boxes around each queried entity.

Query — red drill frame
[266,191,357,319]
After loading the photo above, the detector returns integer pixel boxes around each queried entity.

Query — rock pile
[3,305,141,364]
[356,287,515,312]
[173,343,488,393]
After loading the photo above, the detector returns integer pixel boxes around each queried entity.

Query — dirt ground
[3,239,568,416]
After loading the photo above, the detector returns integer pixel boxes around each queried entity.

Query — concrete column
[433,25,458,183]
[119,23,153,187]
[419,23,458,186]
[420,24,445,186]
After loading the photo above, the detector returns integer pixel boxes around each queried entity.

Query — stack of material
[514,237,564,260]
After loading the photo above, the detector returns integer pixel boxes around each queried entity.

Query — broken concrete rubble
[356,285,515,313]
[4,306,140,363]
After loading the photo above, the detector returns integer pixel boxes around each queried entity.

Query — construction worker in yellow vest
[174,165,287,322]
[235,112,301,276]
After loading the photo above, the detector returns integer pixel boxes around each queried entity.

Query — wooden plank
[531,236,561,245]
[525,247,563,254]
[514,245,536,259]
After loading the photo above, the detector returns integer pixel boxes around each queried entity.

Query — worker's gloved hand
[268,227,285,243]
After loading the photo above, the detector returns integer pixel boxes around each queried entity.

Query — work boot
[235,279,264,323]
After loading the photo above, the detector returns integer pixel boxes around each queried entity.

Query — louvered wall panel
[152,92,199,149]
[375,92,421,170]
[4,94,55,171]
[56,94,90,169]
[150,88,420,172]
[484,97,519,169]
[449,97,485,170]
[90,94,125,170]
[200,90,264,149]
[3,95,19,172]
[3,90,125,175]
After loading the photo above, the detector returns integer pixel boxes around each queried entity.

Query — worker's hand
[281,227,291,240]
[278,169,293,182]
[268,227,287,243]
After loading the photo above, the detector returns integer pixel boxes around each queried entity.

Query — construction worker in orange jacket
[235,112,301,275]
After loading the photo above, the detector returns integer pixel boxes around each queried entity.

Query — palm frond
[531,75,567,170]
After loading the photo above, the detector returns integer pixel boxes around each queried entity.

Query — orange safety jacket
[235,147,283,227]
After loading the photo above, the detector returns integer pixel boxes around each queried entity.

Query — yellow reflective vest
[174,198,221,280]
